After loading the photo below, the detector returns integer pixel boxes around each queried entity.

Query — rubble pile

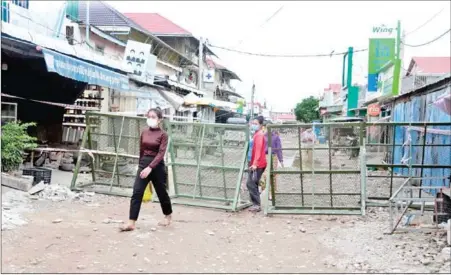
[30,182,95,202]
[35,184,78,201]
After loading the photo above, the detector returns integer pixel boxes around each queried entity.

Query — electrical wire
[232,5,285,49]
[207,43,368,58]
[402,28,451,48]
[404,7,445,36]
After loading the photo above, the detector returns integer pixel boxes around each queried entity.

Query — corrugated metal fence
[392,84,451,195]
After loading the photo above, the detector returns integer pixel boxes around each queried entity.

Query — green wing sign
[368,38,396,74]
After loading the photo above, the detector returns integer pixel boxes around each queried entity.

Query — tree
[294,96,320,123]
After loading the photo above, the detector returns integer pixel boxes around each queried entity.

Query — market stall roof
[2,22,129,73]
[184,92,201,105]
[183,94,238,112]
[1,22,130,90]
[167,79,206,96]
[128,78,184,111]
[42,48,129,91]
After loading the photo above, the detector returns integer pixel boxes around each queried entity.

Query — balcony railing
[401,75,444,94]
[219,82,236,92]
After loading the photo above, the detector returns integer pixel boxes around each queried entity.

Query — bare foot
[119,225,135,232]
[158,215,171,227]
[119,221,136,232]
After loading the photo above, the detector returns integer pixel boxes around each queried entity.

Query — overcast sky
[31,1,451,111]
[105,1,450,111]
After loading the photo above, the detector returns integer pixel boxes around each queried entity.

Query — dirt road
[2,191,450,273]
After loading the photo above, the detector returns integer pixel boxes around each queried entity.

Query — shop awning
[167,79,206,96]
[126,80,175,113]
[154,88,185,110]
[42,48,129,91]
[1,22,129,72]
[184,92,201,105]
[184,94,238,112]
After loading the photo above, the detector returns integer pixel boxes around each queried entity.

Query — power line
[402,28,451,48]
[207,43,368,58]
[233,5,285,48]
[405,8,445,36]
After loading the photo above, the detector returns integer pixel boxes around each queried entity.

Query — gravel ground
[2,132,449,273]
[2,188,450,274]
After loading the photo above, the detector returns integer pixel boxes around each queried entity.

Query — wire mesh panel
[264,122,365,215]
[366,122,451,203]
[70,113,250,211]
[70,112,147,197]
[166,121,251,211]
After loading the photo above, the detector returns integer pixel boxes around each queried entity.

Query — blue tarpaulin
[42,48,129,91]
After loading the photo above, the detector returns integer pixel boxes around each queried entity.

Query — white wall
[156,62,177,78]
[7,0,65,38]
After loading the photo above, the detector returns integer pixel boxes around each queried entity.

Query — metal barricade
[264,122,366,215]
[166,121,251,211]
[70,113,252,211]
[70,112,147,197]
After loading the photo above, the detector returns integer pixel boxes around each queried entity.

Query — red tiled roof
[206,56,241,81]
[205,56,226,70]
[274,114,296,120]
[124,13,191,35]
[409,57,451,75]
[324,83,342,93]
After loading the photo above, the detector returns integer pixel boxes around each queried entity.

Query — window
[12,0,29,9]
[1,102,18,125]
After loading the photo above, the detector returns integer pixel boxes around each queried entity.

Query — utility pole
[250,82,255,119]
[198,37,203,91]
[85,0,90,46]
[392,20,402,97]
[342,46,358,117]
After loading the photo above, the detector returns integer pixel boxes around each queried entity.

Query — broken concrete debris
[2,184,96,231]
[1,173,34,192]
[28,181,46,195]
[33,184,95,202]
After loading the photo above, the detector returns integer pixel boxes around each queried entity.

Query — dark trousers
[129,156,172,220]
[246,167,266,206]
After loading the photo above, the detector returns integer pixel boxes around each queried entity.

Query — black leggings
[129,156,172,220]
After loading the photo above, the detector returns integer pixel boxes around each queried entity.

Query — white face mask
[146,118,158,128]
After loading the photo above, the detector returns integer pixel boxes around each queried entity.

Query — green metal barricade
[70,112,252,211]
[166,121,251,211]
[264,122,366,215]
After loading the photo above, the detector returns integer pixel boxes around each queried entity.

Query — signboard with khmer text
[367,24,396,93]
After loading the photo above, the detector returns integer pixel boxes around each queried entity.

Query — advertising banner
[42,48,129,91]
[367,24,396,93]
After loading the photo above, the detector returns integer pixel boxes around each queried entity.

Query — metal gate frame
[365,122,451,233]
[365,122,451,203]
[263,122,366,216]
[70,114,252,212]
[70,112,147,197]
[166,121,252,211]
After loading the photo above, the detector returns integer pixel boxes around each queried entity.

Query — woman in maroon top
[121,108,172,231]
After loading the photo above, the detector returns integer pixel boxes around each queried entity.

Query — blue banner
[42,49,129,91]
[367,73,378,92]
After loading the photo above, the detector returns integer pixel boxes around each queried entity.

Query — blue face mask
[250,124,259,132]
